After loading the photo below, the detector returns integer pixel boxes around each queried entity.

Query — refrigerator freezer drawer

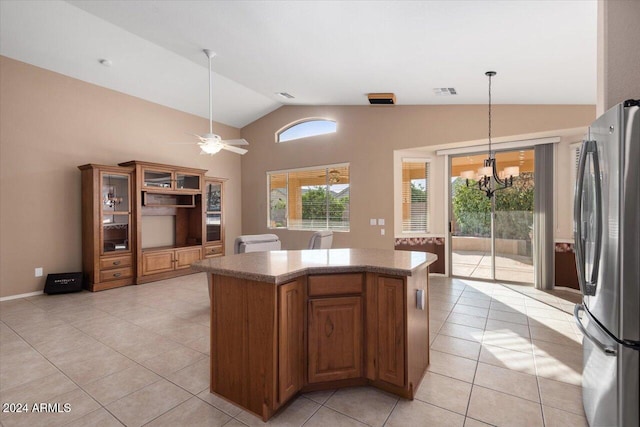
[577,304,640,427]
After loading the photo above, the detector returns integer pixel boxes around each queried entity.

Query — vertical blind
[402,160,430,232]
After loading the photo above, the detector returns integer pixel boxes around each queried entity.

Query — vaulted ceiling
[0,1,597,128]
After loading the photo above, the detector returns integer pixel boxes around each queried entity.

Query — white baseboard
[0,291,43,302]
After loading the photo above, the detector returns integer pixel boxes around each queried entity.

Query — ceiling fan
[192,49,249,155]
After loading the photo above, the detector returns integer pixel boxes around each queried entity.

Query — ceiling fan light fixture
[199,141,223,155]
[184,49,249,156]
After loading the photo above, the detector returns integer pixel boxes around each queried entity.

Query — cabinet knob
[113,272,121,277]
[113,261,121,266]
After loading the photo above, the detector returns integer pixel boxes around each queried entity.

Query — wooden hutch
[78,160,225,291]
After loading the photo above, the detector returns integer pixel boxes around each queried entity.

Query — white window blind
[402,160,430,232]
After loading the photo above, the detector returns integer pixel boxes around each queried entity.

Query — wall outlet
[378,218,385,226]
[380,228,385,236]
[370,218,377,226]
[35,267,43,277]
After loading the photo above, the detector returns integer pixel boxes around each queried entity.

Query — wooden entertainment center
[78,160,225,291]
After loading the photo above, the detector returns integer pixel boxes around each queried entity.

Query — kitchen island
[192,248,437,421]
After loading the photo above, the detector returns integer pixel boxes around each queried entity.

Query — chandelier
[460,71,519,198]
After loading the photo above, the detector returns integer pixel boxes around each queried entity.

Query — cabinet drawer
[99,266,133,282]
[308,274,363,297]
[205,245,223,257]
[100,254,133,270]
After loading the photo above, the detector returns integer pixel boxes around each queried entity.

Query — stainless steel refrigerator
[574,99,640,427]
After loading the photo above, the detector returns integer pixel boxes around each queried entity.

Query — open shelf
[142,192,195,207]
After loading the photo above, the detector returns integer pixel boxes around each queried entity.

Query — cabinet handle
[113,272,121,277]
[324,317,334,337]
[112,261,121,266]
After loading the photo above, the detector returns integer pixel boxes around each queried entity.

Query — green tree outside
[452,172,534,240]
[302,187,348,223]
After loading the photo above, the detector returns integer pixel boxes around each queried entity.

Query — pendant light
[461,71,519,198]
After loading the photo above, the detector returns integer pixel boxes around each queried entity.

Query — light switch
[380,228,385,235]
[378,218,385,226]
[370,218,377,226]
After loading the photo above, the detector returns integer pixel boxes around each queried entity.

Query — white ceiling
[0,0,597,128]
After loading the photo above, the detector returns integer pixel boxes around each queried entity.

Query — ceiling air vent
[368,93,396,105]
[276,92,295,99]
[433,88,457,96]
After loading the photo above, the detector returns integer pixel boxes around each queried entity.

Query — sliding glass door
[450,149,535,283]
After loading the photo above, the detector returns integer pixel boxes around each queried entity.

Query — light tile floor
[0,273,586,426]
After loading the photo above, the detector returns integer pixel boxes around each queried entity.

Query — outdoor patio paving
[452,250,534,283]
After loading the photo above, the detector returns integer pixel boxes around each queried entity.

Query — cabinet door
[175,247,202,269]
[308,297,362,383]
[100,172,131,254]
[142,168,173,189]
[377,276,405,387]
[278,280,304,403]
[142,251,174,275]
[175,173,201,190]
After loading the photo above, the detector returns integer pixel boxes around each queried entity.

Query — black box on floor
[44,272,83,294]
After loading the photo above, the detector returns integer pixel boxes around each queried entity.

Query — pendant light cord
[488,72,492,158]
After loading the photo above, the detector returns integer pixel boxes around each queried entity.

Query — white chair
[308,230,333,249]
[234,234,281,254]
[210,234,282,299]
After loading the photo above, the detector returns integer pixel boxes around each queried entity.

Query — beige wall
[597,0,640,115]
[240,105,595,251]
[0,56,242,298]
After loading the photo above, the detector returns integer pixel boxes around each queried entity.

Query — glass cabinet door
[206,214,222,243]
[176,173,201,190]
[102,215,130,252]
[205,181,223,244]
[102,173,129,213]
[101,172,131,253]
[206,182,222,211]
[143,169,173,189]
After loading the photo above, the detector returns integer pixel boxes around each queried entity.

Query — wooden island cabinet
[192,248,437,421]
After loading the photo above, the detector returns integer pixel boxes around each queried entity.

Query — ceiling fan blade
[222,144,248,155]
[222,138,249,146]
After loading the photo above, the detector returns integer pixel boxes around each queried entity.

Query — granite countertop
[191,248,437,285]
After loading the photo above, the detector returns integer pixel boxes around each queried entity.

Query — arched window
[276,119,337,143]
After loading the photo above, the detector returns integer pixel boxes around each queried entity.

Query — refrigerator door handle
[574,304,617,355]
[573,140,602,296]
[574,141,587,295]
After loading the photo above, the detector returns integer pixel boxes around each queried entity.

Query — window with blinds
[402,160,430,232]
[267,164,350,231]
